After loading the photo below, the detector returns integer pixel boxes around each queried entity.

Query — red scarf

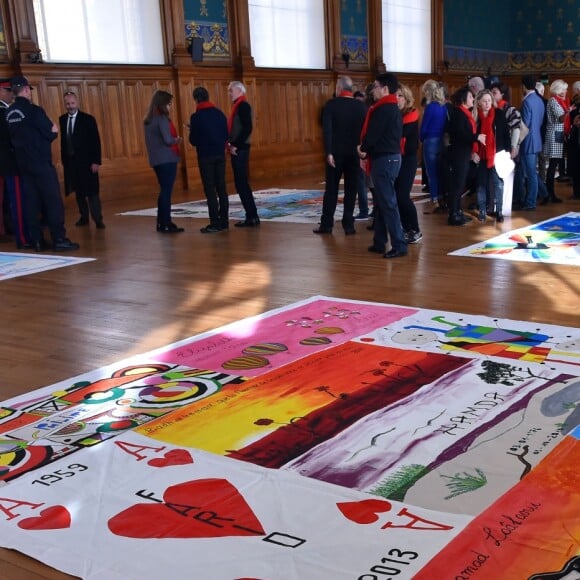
[400,108,419,155]
[196,101,216,111]
[228,95,246,134]
[360,94,398,141]
[497,99,508,110]
[477,106,496,169]
[553,95,571,136]
[169,118,180,156]
[338,90,353,97]
[459,104,478,153]
[359,94,398,174]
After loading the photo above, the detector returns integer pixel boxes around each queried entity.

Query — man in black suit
[59,91,104,228]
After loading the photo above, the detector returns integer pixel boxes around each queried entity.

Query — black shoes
[344,228,356,236]
[33,239,49,252]
[200,224,226,234]
[368,244,385,254]
[448,213,473,226]
[158,223,184,234]
[384,248,408,259]
[95,221,106,229]
[313,226,332,234]
[496,213,504,223]
[53,238,80,251]
[234,218,260,228]
[75,218,89,227]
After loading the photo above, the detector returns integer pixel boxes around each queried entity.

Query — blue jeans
[476,165,504,214]
[520,153,539,209]
[370,154,407,252]
[422,137,442,202]
[153,162,177,227]
[230,147,258,220]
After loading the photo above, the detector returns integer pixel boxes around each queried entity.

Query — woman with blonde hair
[144,90,183,233]
[395,84,422,243]
[420,79,447,210]
[473,89,510,222]
[542,79,569,203]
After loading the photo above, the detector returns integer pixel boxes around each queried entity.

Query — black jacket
[0,104,18,176]
[6,96,57,175]
[360,102,402,158]
[59,110,102,195]
[476,108,510,153]
[322,96,367,158]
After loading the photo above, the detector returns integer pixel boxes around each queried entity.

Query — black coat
[59,110,102,196]
[0,104,17,176]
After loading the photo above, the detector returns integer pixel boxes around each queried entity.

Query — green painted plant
[370,464,428,501]
[442,468,487,499]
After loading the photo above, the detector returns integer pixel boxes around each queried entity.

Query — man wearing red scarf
[358,73,407,258]
[189,86,229,233]
[227,81,259,227]
[313,75,367,235]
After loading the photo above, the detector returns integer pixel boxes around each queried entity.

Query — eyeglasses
[64,91,76,96]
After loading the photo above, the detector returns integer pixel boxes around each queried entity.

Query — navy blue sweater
[189,105,228,159]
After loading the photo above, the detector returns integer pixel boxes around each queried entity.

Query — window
[33,0,164,64]
[248,0,326,69]
[381,0,431,73]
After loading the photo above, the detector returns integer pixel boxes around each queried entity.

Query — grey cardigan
[144,114,180,167]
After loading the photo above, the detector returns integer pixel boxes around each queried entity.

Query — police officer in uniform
[6,76,79,252]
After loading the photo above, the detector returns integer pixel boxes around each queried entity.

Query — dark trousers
[230,147,258,220]
[356,166,368,216]
[76,191,103,224]
[199,155,229,227]
[21,167,66,244]
[447,146,471,218]
[395,155,419,233]
[2,175,31,246]
[153,162,178,227]
[546,157,561,198]
[321,152,359,230]
[65,160,102,223]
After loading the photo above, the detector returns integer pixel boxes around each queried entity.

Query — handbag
[517,120,529,145]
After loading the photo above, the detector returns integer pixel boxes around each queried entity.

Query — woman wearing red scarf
[542,79,569,204]
[474,90,510,222]
[446,87,485,226]
[144,90,183,234]
[395,83,422,243]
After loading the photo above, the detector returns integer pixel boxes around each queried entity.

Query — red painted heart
[337,498,393,525]
[147,448,194,468]
[18,505,72,530]
[108,478,265,539]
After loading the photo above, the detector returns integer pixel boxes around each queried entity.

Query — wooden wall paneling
[5,0,39,62]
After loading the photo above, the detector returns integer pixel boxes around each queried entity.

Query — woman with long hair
[395,83,422,243]
[420,79,447,211]
[473,89,510,222]
[446,87,485,225]
[144,90,183,233]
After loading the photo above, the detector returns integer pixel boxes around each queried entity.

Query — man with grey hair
[314,75,367,235]
[572,80,580,105]
[468,76,485,95]
[227,80,259,227]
